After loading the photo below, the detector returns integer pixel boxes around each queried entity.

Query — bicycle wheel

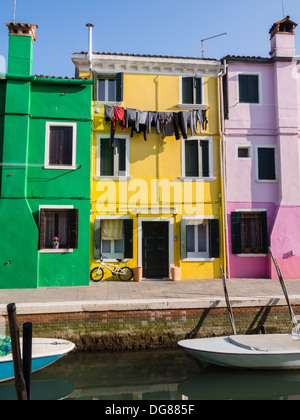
[90,267,104,282]
[118,267,133,281]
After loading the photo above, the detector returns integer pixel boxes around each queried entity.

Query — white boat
[0,338,75,383]
[178,333,300,370]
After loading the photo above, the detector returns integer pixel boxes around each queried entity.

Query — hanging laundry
[202,109,208,131]
[100,105,208,143]
[125,108,137,129]
[173,112,184,140]
[110,106,126,147]
[193,110,203,134]
[131,110,148,141]
[159,112,174,139]
[104,105,114,123]
[147,111,160,134]
[112,106,125,130]
[179,111,194,139]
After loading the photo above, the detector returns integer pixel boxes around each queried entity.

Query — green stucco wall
[0,43,92,288]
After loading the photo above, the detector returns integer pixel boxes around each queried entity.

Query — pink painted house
[222,16,300,279]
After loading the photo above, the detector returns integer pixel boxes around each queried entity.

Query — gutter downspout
[217,59,229,278]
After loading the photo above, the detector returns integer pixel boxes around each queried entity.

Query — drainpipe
[217,59,229,278]
[86,23,94,73]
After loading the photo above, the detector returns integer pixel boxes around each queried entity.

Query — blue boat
[0,338,75,383]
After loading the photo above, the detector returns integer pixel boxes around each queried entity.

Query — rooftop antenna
[13,0,16,23]
[201,32,227,58]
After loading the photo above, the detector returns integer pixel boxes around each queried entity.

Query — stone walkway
[1,277,300,315]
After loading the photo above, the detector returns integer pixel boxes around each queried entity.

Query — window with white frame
[44,122,77,169]
[39,206,79,250]
[182,137,213,178]
[256,146,277,181]
[180,218,220,260]
[238,74,260,104]
[186,221,209,258]
[237,145,251,159]
[182,76,203,105]
[96,135,129,178]
[93,72,124,103]
[94,217,133,261]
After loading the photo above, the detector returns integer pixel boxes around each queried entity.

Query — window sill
[183,258,215,262]
[94,176,131,181]
[177,104,208,110]
[255,179,278,183]
[94,101,122,107]
[40,249,74,254]
[44,165,77,170]
[179,176,216,182]
[95,258,128,263]
[237,254,267,257]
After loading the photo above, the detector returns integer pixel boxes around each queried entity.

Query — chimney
[6,22,38,76]
[269,16,297,58]
[86,23,94,72]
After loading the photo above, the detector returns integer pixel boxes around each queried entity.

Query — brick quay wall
[3,304,300,352]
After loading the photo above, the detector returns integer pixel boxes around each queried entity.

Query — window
[98,78,116,102]
[237,145,251,159]
[94,218,133,260]
[97,135,129,178]
[182,77,203,105]
[231,211,268,254]
[45,122,77,169]
[257,147,276,180]
[182,137,213,178]
[93,72,123,102]
[238,74,259,104]
[39,207,79,250]
[180,218,220,259]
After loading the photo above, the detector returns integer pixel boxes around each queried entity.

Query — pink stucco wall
[224,35,300,279]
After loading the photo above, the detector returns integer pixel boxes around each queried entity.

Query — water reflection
[2,348,300,400]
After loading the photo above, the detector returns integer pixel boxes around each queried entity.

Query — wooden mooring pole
[269,247,299,332]
[220,266,237,335]
[23,322,32,400]
[7,303,28,401]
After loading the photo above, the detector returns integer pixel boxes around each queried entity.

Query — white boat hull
[178,334,300,370]
[0,338,75,383]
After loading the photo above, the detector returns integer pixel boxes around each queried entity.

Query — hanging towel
[101,219,124,241]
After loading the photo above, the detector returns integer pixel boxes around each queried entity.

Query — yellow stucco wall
[89,72,225,280]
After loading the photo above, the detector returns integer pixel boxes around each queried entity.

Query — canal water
[1,348,300,400]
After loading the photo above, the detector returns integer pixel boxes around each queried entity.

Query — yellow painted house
[72,50,226,280]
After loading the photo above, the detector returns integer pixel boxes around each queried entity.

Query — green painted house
[0,22,93,288]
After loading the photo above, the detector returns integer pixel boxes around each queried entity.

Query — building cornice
[71,52,223,77]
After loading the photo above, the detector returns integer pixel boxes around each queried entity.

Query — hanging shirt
[112,106,125,130]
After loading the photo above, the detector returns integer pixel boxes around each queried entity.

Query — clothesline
[103,104,208,147]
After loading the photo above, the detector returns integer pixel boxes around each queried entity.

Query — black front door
[142,222,169,278]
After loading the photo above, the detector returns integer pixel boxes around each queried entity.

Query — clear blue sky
[1,0,300,77]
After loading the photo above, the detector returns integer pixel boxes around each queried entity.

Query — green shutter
[124,219,133,259]
[180,219,187,259]
[261,211,269,254]
[39,209,47,250]
[195,77,202,104]
[209,219,220,258]
[69,209,79,249]
[93,71,98,101]
[182,77,193,104]
[116,73,124,102]
[185,140,199,177]
[94,219,102,260]
[200,140,209,177]
[231,212,241,254]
